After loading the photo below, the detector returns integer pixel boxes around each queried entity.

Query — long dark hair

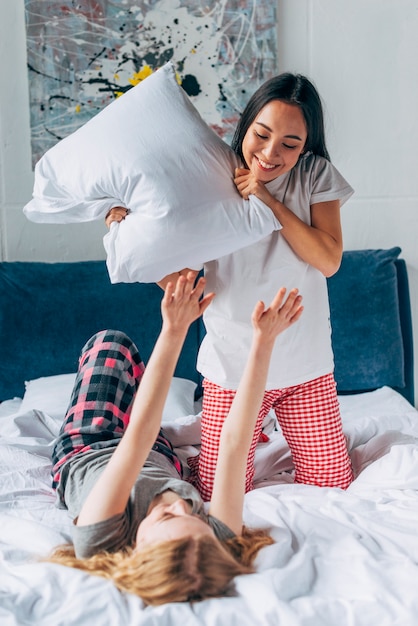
[231,73,330,163]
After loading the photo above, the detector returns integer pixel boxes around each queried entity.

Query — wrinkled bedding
[1,386,418,626]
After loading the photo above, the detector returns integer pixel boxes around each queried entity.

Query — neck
[147,490,191,514]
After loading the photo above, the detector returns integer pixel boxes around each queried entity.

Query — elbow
[320,249,342,278]
[322,261,341,278]
[219,427,248,456]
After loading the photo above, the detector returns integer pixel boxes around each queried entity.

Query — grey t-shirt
[58,447,235,558]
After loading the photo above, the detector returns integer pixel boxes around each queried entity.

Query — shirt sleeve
[208,515,236,541]
[72,510,133,558]
[309,156,354,207]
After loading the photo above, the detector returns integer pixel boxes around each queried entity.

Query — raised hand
[161,271,215,334]
[251,287,303,344]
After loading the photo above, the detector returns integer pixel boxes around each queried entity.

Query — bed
[1,247,417,625]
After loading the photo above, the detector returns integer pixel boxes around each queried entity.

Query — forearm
[266,197,342,277]
[250,180,342,276]
[127,327,187,435]
[219,339,272,456]
[208,338,273,531]
[234,167,343,276]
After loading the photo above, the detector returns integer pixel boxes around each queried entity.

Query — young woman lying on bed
[48,271,303,605]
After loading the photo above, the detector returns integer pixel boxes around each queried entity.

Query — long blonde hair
[48,527,273,605]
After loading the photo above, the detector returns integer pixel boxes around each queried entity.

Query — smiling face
[135,497,215,548]
[241,100,308,183]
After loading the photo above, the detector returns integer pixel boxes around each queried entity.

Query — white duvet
[1,385,418,626]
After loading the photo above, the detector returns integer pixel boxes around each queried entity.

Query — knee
[80,329,135,357]
[100,329,132,345]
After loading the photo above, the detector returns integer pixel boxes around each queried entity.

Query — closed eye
[158,512,176,523]
[254,130,268,140]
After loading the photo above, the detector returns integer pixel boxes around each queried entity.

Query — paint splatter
[24,0,278,166]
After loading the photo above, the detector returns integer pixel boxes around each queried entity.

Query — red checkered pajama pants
[188,373,353,501]
[52,330,183,491]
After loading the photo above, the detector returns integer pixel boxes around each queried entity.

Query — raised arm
[234,168,342,277]
[76,272,215,527]
[208,288,303,533]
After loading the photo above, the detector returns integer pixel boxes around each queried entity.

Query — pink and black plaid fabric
[188,373,353,501]
[52,330,182,489]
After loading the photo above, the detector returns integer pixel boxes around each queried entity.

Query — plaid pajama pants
[51,330,182,490]
[188,373,354,501]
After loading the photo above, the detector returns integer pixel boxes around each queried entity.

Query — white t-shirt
[197,153,354,390]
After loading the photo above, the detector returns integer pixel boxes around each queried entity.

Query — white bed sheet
[1,386,418,626]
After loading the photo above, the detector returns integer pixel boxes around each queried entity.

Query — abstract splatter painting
[25,0,278,167]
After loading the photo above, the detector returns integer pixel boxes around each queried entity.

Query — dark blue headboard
[0,261,203,401]
[327,248,414,406]
[0,249,414,405]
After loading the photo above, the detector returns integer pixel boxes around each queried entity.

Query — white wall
[277,0,418,401]
[0,0,107,260]
[1,0,418,399]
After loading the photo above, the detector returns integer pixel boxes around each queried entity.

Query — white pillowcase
[20,373,76,422]
[20,372,198,425]
[23,62,281,283]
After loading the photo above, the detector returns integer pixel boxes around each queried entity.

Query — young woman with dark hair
[106,71,354,503]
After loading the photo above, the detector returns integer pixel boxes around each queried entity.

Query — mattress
[1,378,417,626]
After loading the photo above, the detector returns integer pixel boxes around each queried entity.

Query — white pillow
[162,377,197,422]
[20,373,76,422]
[23,62,281,283]
[20,372,197,424]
